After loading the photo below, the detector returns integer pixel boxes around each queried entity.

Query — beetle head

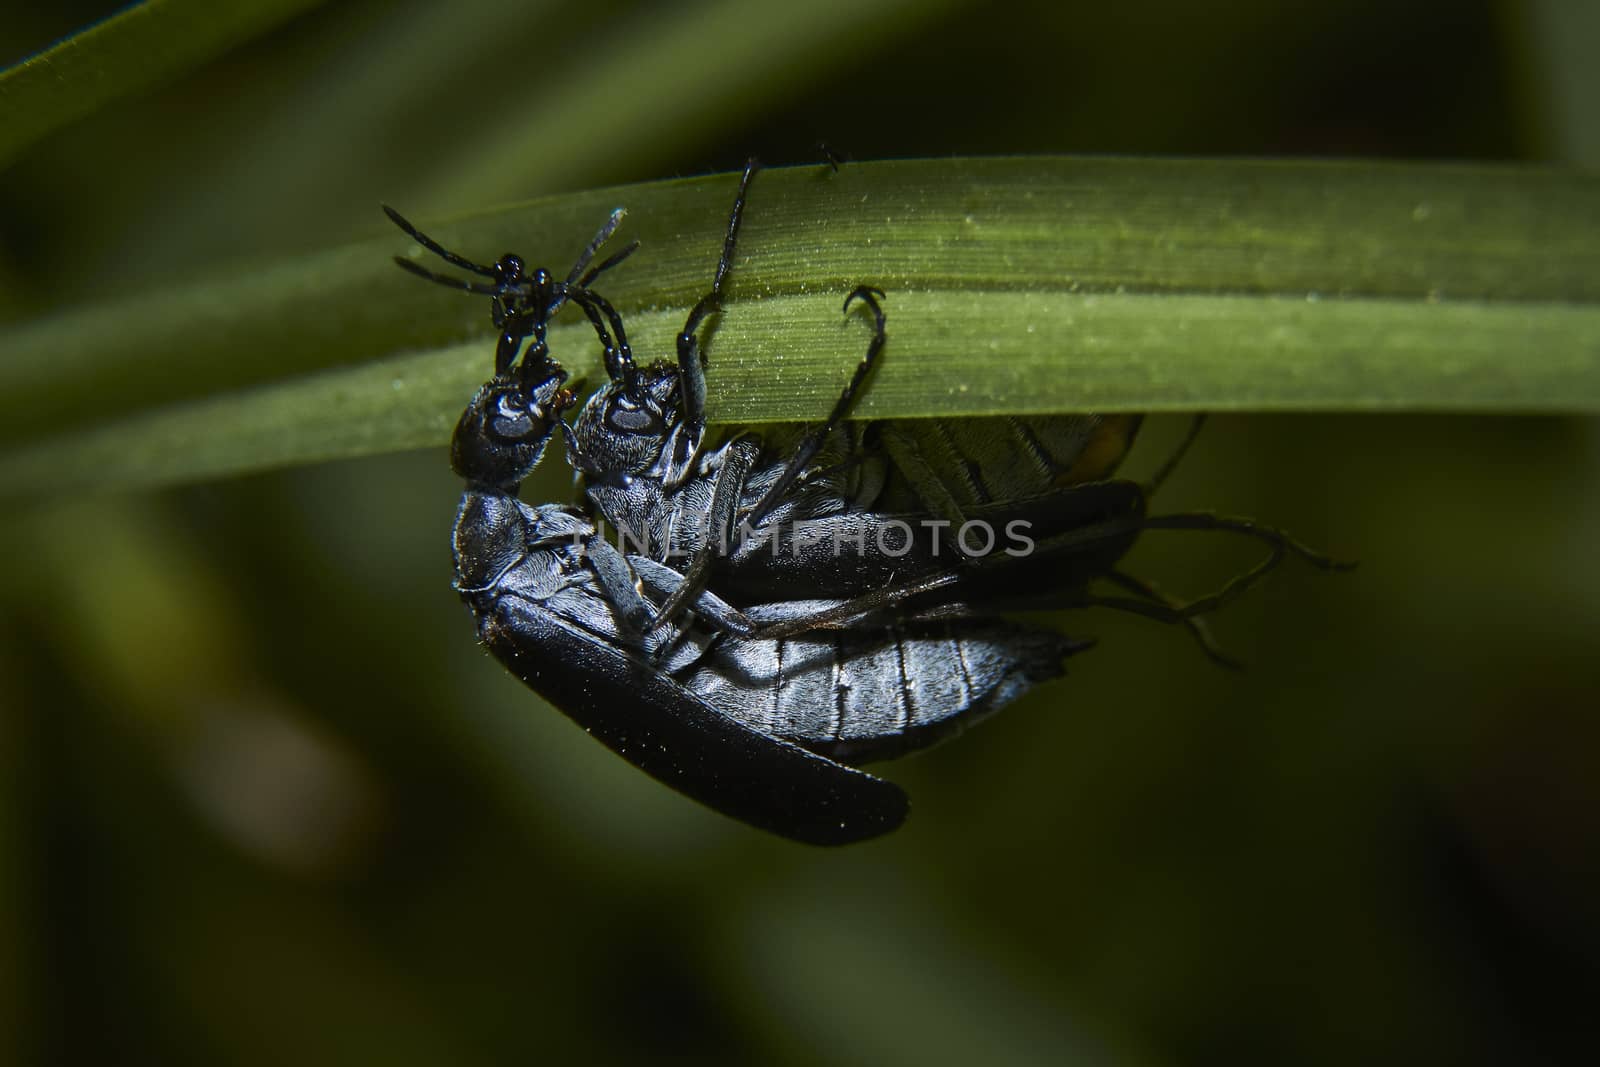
[451,358,576,490]
[570,364,685,476]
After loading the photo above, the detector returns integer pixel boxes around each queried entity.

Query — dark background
[3,2,1598,1064]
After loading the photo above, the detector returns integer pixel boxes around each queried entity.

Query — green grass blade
[1,156,1597,499]
[0,0,328,168]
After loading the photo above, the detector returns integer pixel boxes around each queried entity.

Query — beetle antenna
[579,240,640,288]
[564,208,629,289]
[383,205,498,277]
[392,256,503,295]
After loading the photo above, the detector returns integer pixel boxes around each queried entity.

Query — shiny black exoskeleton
[554,166,1340,649]
[565,162,899,626]
[399,163,1351,843]
[396,190,1090,842]
[452,483,1082,842]
[383,165,1165,634]
[385,202,640,381]
[384,201,643,490]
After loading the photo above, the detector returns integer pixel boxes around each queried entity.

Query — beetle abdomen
[675,620,1078,764]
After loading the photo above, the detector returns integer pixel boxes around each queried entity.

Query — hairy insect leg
[1100,569,1241,669]
[645,441,759,631]
[644,552,991,644]
[1070,513,1345,644]
[632,555,960,646]
[1142,512,1355,573]
[581,530,654,635]
[674,159,762,439]
[747,286,888,527]
[502,327,542,379]
[742,570,970,640]
[610,503,1318,658]
[672,292,716,453]
[494,268,556,376]
[564,287,637,386]
[637,559,970,645]
[709,158,759,304]
[629,557,760,638]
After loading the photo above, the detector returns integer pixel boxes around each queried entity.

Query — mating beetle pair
[387,161,1345,844]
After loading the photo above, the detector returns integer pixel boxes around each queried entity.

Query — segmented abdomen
[673,619,1073,764]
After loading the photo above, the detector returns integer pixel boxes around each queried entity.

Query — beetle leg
[1053,515,1348,660]
[629,557,760,638]
[741,571,970,639]
[581,530,653,636]
[1142,512,1356,572]
[634,557,969,645]
[1100,570,1241,669]
[562,286,637,389]
[674,160,761,440]
[747,286,887,526]
[646,440,757,630]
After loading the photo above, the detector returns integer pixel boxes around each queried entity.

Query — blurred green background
[3,1,1599,1064]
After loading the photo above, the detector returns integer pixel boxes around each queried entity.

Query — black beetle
[548,165,1339,655]
[399,163,1351,842]
[452,487,1083,842]
[384,200,639,381]
[387,164,1343,649]
[555,162,1160,630]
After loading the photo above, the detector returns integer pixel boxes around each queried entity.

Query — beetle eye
[491,412,536,438]
[490,394,542,439]
[606,397,662,435]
